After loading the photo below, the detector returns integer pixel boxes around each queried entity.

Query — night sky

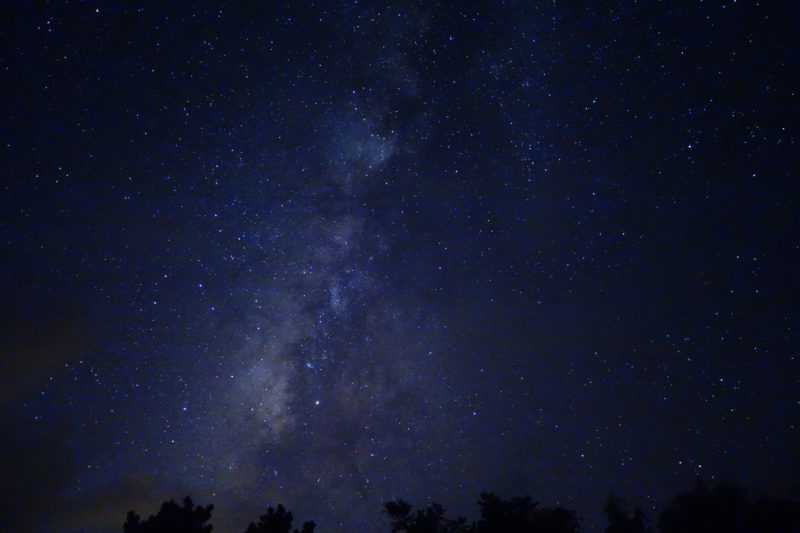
[2,2,798,532]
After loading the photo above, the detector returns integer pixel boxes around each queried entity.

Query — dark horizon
[2,1,798,532]
[85,480,800,533]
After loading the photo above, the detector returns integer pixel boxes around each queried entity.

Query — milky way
[2,2,798,532]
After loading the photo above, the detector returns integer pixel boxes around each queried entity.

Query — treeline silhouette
[118,479,800,533]
[123,498,315,533]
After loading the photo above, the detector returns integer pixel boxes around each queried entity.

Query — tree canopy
[115,480,800,533]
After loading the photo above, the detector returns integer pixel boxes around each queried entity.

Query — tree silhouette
[384,499,468,533]
[658,479,750,533]
[750,492,800,533]
[244,504,315,533]
[114,481,800,533]
[659,479,800,533]
[475,492,579,533]
[530,506,580,533]
[123,496,213,533]
[384,499,414,532]
[384,493,579,533]
[475,492,538,533]
[603,496,650,533]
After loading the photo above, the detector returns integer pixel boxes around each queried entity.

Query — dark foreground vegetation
[119,479,800,533]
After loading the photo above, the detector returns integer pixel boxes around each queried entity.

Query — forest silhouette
[115,479,800,533]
